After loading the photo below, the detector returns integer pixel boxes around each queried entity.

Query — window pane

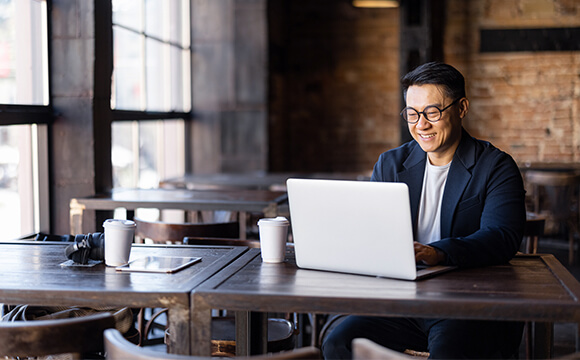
[112,121,137,188]
[139,121,161,188]
[112,25,143,110]
[145,0,164,41]
[145,38,166,111]
[112,0,143,32]
[112,120,185,189]
[112,0,190,112]
[0,124,47,241]
[0,0,48,105]
[170,47,190,111]
[169,0,189,46]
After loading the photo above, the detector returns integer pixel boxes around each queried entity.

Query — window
[111,0,191,192]
[0,0,50,241]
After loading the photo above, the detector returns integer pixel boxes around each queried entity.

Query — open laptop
[286,178,456,280]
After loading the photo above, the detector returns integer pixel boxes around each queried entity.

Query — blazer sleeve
[430,151,526,268]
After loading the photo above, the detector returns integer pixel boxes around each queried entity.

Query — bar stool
[525,170,580,264]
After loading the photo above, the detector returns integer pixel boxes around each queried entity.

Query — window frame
[0,0,52,239]
[109,0,193,192]
[0,104,53,125]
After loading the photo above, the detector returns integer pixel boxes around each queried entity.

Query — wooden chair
[352,338,425,359]
[523,212,546,254]
[525,170,580,264]
[105,328,321,360]
[134,217,240,244]
[0,312,115,359]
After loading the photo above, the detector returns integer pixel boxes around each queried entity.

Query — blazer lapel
[398,145,427,230]
[440,129,476,238]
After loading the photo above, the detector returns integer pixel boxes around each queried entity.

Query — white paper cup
[103,219,136,266]
[258,216,289,263]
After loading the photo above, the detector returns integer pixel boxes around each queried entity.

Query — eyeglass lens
[402,106,442,123]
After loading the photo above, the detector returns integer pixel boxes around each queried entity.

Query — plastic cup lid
[103,219,136,228]
[257,216,289,226]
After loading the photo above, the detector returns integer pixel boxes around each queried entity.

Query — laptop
[286,178,456,280]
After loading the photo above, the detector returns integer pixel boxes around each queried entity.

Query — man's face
[405,84,467,166]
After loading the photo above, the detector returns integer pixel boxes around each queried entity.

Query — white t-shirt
[417,156,451,244]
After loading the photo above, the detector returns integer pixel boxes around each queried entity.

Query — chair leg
[136,308,146,346]
[576,323,580,352]
[524,322,533,359]
[569,226,575,265]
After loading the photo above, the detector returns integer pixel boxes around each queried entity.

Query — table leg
[531,321,553,359]
[239,211,247,239]
[191,294,213,356]
[167,304,191,355]
[236,311,267,356]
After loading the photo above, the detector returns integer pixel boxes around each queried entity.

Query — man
[321,62,526,359]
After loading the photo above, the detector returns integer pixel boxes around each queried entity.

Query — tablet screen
[115,256,201,273]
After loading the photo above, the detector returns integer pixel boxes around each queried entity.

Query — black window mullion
[111,109,191,121]
[0,104,53,125]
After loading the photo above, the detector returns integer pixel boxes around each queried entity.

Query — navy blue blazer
[371,128,526,268]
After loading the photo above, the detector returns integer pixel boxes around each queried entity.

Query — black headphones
[64,233,105,264]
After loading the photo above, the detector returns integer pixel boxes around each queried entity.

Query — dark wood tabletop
[191,249,580,357]
[0,241,248,355]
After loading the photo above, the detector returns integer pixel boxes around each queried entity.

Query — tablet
[115,256,201,273]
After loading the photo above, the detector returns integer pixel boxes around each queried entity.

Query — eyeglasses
[400,98,461,124]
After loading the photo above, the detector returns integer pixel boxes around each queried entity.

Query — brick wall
[269,0,580,173]
[268,1,400,173]
[446,0,580,165]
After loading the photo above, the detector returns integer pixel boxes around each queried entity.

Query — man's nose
[415,113,431,128]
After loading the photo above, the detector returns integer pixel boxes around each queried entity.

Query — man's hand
[414,242,446,266]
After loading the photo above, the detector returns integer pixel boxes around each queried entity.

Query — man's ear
[459,97,469,119]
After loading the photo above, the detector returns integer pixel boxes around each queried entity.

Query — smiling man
[321,62,526,359]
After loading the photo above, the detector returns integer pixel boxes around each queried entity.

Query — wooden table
[0,241,247,355]
[69,188,288,237]
[191,249,580,358]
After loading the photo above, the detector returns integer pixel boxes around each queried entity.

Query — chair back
[523,212,546,254]
[526,170,580,218]
[134,217,240,244]
[105,328,321,360]
[0,312,115,358]
[525,170,580,263]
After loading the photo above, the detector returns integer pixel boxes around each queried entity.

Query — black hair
[401,62,466,101]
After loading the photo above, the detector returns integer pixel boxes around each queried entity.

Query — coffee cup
[103,219,136,266]
[257,216,289,263]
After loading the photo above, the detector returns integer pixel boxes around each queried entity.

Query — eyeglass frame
[400,97,462,124]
